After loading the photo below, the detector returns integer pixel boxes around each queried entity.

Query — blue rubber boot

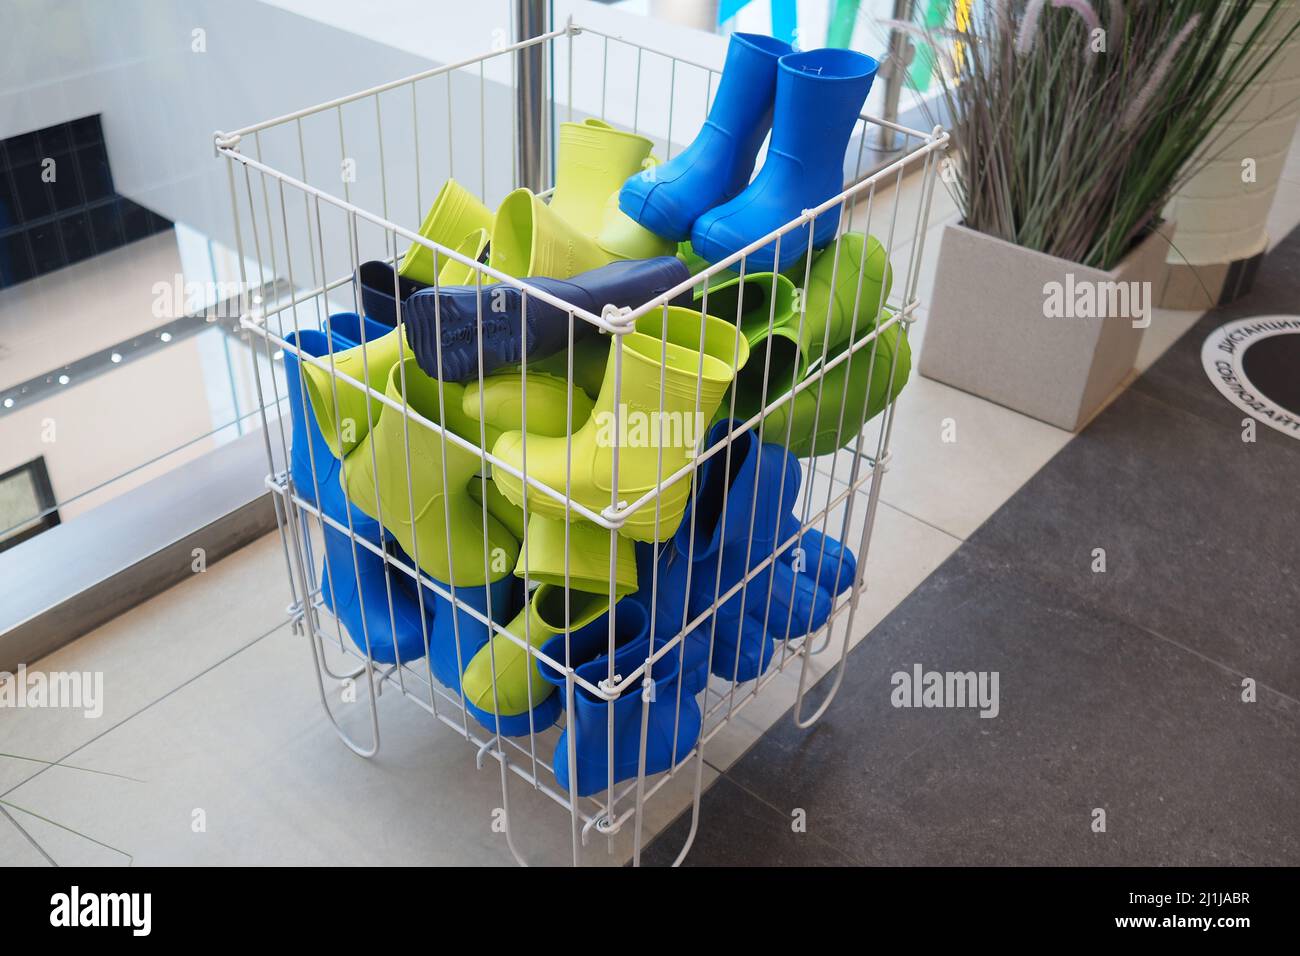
[283,324,432,665]
[356,260,428,328]
[402,257,691,382]
[537,597,649,688]
[326,311,394,350]
[426,576,515,694]
[678,421,858,682]
[541,601,701,797]
[628,542,710,695]
[691,48,878,272]
[618,33,792,242]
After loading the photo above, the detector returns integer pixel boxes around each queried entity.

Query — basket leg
[792,456,888,729]
[283,487,381,758]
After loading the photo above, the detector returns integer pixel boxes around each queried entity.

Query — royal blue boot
[426,574,515,695]
[678,421,858,682]
[401,256,691,382]
[283,322,432,666]
[628,542,711,695]
[691,48,878,272]
[619,33,792,243]
[540,601,701,797]
[326,311,394,351]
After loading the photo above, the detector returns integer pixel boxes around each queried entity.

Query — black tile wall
[0,114,172,289]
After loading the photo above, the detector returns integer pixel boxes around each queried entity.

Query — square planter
[919,222,1172,431]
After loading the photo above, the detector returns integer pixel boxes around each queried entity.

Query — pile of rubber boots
[289,30,903,800]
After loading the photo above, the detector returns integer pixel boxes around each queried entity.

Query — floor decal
[1201,315,1300,440]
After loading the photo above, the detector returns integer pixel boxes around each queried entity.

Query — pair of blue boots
[619,34,878,272]
[282,313,510,687]
[631,420,858,687]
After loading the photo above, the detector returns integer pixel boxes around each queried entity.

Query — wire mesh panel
[215,20,947,866]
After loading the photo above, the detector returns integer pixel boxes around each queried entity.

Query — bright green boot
[469,477,527,541]
[461,370,595,450]
[527,334,611,403]
[491,307,747,543]
[802,232,892,362]
[489,188,613,279]
[398,179,495,286]
[550,119,652,236]
[761,311,911,458]
[515,513,638,597]
[340,358,519,586]
[697,271,811,423]
[434,227,491,286]
[536,118,673,260]
[599,185,676,260]
[461,584,610,735]
[302,326,411,459]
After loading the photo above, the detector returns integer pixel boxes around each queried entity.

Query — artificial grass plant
[891,0,1300,270]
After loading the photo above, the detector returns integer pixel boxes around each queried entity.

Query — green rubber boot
[515,513,637,597]
[468,478,527,541]
[802,232,892,362]
[461,370,595,450]
[302,326,411,459]
[698,271,810,422]
[551,120,652,235]
[435,227,491,286]
[761,311,911,458]
[489,188,613,279]
[676,241,712,277]
[340,357,519,585]
[527,334,611,403]
[491,307,748,543]
[599,184,676,260]
[398,179,495,286]
[460,584,610,735]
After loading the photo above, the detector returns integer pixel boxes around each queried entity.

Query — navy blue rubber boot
[357,260,429,328]
[283,322,433,665]
[401,256,692,382]
[619,33,791,242]
[691,48,878,272]
[676,421,858,682]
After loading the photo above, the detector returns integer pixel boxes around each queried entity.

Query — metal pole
[876,0,915,152]
[516,0,549,193]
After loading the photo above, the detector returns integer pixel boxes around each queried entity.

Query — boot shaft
[803,232,893,360]
[705,33,792,165]
[768,49,879,188]
[552,119,655,236]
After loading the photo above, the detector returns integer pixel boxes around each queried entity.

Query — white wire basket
[215,19,947,866]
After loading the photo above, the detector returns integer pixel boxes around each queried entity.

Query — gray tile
[638,774,857,867]
[3,621,711,867]
[0,806,54,865]
[1131,224,1300,447]
[0,532,291,796]
[968,386,1300,696]
[704,546,1300,865]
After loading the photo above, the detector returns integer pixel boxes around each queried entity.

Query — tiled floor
[4,138,1299,866]
[640,224,1300,866]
